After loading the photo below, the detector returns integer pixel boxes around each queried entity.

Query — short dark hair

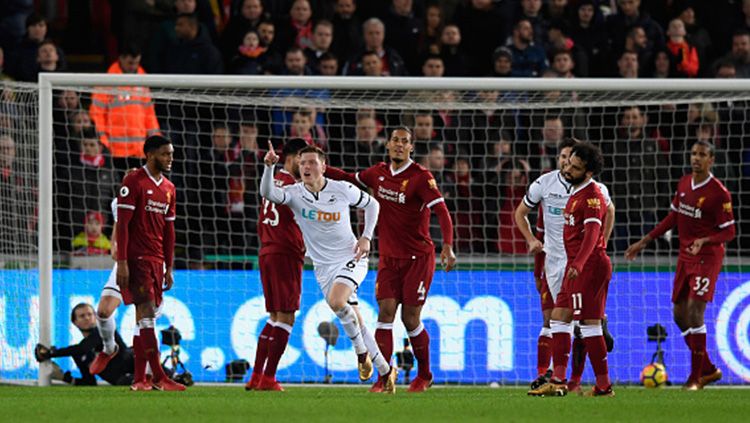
[733,28,750,39]
[80,126,98,140]
[283,138,309,156]
[319,52,338,63]
[423,54,443,64]
[119,41,142,58]
[26,13,45,28]
[570,142,603,176]
[143,135,172,155]
[692,140,715,157]
[70,303,92,324]
[298,145,326,162]
[559,137,579,151]
[176,13,199,25]
[391,126,413,139]
[286,46,305,56]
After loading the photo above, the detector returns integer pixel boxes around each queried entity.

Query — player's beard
[564,173,586,186]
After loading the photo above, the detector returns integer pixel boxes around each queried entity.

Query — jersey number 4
[417,281,426,301]
[261,199,279,227]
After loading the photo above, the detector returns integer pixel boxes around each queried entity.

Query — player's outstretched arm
[324,165,361,187]
[514,201,543,255]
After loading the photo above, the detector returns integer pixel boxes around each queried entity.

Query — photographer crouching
[35,303,134,385]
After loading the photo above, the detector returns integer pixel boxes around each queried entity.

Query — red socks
[584,335,610,390]
[253,323,274,375]
[409,324,432,380]
[375,323,394,371]
[551,332,571,382]
[139,327,168,381]
[133,335,146,382]
[686,328,714,380]
[264,323,291,378]
[569,337,587,384]
[537,332,553,376]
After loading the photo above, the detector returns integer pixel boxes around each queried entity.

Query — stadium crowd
[0,0,748,267]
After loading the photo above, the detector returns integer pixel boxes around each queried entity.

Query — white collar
[691,173,713,191]
[390,159,413,176]
[570,177,594,196]
[143,165,163,186]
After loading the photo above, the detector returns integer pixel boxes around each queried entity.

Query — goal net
[2,75,749,385]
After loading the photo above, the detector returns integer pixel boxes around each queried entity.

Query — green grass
[1,385,749,422]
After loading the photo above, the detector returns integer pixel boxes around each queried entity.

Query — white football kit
[261,165,380,302]
[524,170,611,299]
[101,197,121,301]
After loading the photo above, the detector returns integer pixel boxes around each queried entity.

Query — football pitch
[1,385,749,422]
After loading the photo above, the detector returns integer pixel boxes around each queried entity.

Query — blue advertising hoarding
[1,269,749,385]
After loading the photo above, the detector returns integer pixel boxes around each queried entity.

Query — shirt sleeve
[166,186,176,222]
[117,176,139,212]
[716,188,735,230]
[355,166,376,189]
[582,193,604,227]
[596,182,612,207]
[524,177,544,209]
[417,170,444,208]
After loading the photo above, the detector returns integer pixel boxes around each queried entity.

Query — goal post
[10,74,750,385]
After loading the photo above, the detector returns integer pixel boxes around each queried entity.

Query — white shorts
[101,263,122,301]
[314,257,369,306]
[544,255,567,301]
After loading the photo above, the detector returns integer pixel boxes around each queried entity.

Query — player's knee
[401,314,420,332]
[277,312,295,326]
[326,296,346,312]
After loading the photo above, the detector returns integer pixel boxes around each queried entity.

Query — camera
[161,325,182,347]
[647,324,667,343]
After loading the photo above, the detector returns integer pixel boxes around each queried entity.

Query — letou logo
[716,279,750,382]
[301,208,340,222]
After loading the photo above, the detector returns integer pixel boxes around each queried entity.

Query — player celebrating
[529,142,613,397]
[260,143,398,393]
[325,127,456,393]
[245,138,308,392]
[116,135,185,391]
[514,138,614,393]
[625,141,734,390]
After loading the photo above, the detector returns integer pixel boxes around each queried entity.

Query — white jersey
[524,170,611,259]
[261,166,379,266]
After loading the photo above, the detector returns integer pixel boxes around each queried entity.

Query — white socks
[335,304,367,355]
[97,314,117,354]
[360,324,390,374]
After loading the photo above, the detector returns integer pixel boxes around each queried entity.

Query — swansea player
[261,143,398,393]
[625,140,734,390]
[116,135,185,391]
[529,142,614,397]
[246,138,307,392]
[514,138,614,392]
[325,127,456,393]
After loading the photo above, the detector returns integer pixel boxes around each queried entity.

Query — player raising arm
[325,127,456,393]
[625,140,734,390]
[116,135,185,391]
[261,142,398,393]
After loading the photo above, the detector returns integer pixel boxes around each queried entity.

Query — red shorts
[376,252,435,306]
[539,275,555,312]
[121,258,164,307]
[259,254,303,312]
[672,258,722,303]
[556,251,612,320]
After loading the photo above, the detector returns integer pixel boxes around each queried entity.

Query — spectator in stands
[550,49,575,78]
[607,0,665,54]
[344,18,407,76]
[282,47,313,75]
[90,43,160,167]
[72,211,111,256]
[360,50,384,76]
[229,30,268,74]
[570,0,610,77]
[219,0,268,65]
[330,0,363,63]
[498,158,531,255]
[546,20,588,77]
[10,14,66,82]
[440,24,469,77]
[22,39,64,82]
[225,120,263,255]
[145,0,213,72]
[536,115,565,173]
[453,0,507,75]
[507,19,548,77]
[34,303,133,386]
[623,26,652,77]
[617,50,639,78]
[651,49,673,78]
[419,3,444,57]
[289,108,326,148]
[490,47,514,77]
[275,0,314,52]
[75,127,115,214]
[545,0,569,21]
[383,0,423,75]
[304,20,334,72]
[675,2,712,75]
[335,112,386,170]
[159,13,223,74]
[515,0,549,47]
[69,109,94,135]
[445,157,482,253]
[318,52,339,75]
[0,134,33,255]
[421,55,445,77]
[715,60,737,78]
[666,18,699,77]
[602,106,670,251]
[256,20,283,73]
[714,29,750,78]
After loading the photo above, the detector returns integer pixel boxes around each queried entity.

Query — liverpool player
[325,127,456,393]
[625,140,734,390]
[245,138,308,392]
[116,135,185,391]
[514,138,615,392]
[529,142,613,397]
[261,143,398,393]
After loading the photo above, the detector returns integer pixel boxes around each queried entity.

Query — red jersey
[357,161,444,258]
[563,179,607,265]
[117,167,176,262]
[652,174,735,263]
[258,169,305,259]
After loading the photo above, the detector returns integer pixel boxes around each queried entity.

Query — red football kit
[557,179,611,320]
[648,174,735,302]
[258,169,305,312]
[116,166,176,306]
